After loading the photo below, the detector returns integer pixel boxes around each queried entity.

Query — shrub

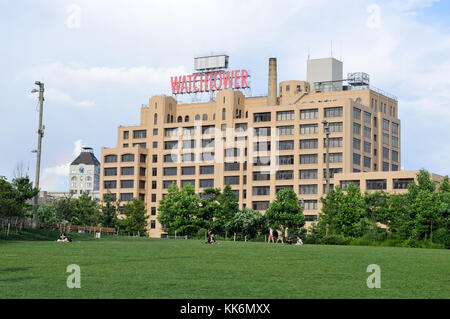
[320,235,351,245]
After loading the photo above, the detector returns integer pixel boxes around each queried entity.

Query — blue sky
[0,0,449,190]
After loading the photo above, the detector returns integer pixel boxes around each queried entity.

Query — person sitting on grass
[286,236,293,245]
[296,236,304,246]
[207,233,216,244]
[57,233,69,242]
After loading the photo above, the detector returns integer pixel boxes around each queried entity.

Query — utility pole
[32,81,45,229]
[322,120,330,236]
[322,120,330,194]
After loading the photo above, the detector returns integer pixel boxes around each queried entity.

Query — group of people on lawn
[268,227,303,246]
[205,227,303,246]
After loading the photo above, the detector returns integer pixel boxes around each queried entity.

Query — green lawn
[0,235,449,299]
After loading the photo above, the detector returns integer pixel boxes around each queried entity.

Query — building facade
[70,147,101,199]
[100,57,402,237]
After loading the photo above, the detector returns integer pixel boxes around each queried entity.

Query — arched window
[239,110,242,118]
[222,108,226,121]
[185,115,189,122]
[154,113,157,125]
[167,114,170,123]
[171,115,174,123]
[245,111,248,118]
[178,116,182,123]
[71,176,77,181]
[195,114,200,121]
[213,114,216,120]
[202,114,208,121]
[356,97,362,104]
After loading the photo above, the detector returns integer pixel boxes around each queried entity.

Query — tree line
[157,183,305,239]
[311,170,450,248]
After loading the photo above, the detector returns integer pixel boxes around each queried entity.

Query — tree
[198,187,221,230]
[363,191,388,234]
[227,208,265,239]
[72,192,100,226]
[0,176,38,219]
[335,183,365,237]
[100,193,120,228]
[215,185,239,234]
[158,183,201,235]
[265,188,305,235]
[123,198,148,236]
[319,186,345,235]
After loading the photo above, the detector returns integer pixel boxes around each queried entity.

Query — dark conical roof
[71,148,100,166]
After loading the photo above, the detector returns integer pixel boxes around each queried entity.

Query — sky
[0,0,449,190]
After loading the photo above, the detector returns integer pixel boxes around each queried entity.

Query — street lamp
[322,120,330,195]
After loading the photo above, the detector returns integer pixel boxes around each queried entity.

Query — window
[353,153,361,165]
[353,107,361,120]
[253,171,271,181]
[254,127,271,137]
[164,141,178,150]
[104,168,117,176]
[133,130,147,139]
[201,151,215,161]
[182,140,196,149]
[340,180,360,190]
[121,167,134,175]
[224,176,239,185]
[133,143,146,148]
[303,200,317,211]
[185,115,190,122]
[277,110,294,121]
[392,178,413,189]
[152,181,157,189]
[183,127,195,136]
[363,156,371,168]
[164,154,177,163]
[325,107,343,118]
[181,180,195,188]
[392,136,399,148]
[392,122,399,134]
[163,180,176,189]
[327,137,343,148]
[277,155,294,165]
[392,150,398,162]
[225,148,240,157]
[121,154,134,162]
[300,154,318,164]
[152,154,157,163]
[104,181,116,189]
[225,162,240,171]
[200,165,214,175]
[300,109,318,119]
[364,142,372,153]
[254,142,271,152]
[329,122,343,133]
[300,139,318,149]
[123,131,129,139]
[353,138,361,150]
[382,162,389,171]
[201,138,215,148]
[152,142,158,149]
[364,111,371,124]
[383,119,389,131]
[203,114,208,121]
[278,140,294,150]
[182,166,195,175]
[324,168,343,178]
[139,181,145,190]
[123,143,129,148]
[151,207,156,215]
[153,129,158,136]
[353,123,361,135]
[276,185,293,193]
[276,170,293,180]
[200,179,214,188]
[165,127,178,137]
[140,167,146,176]
[300,124,318,134]
[253,186,270,196]
[152,168,157,177]
[182,153,195,162]
[120,180,134,188]
[252,201,269,211]
[367,179,387,190]
[163,167,177,176]
[222,108,226,120]
[277,125,294,136]
[235,123,248,133]
[120,193,133,201]
[300,169,317,179]
[202,125,215,135]
[383,133,389,145]
[104,155,117,163]
[177,116,182,123]
[299,184,318,194]
[254,112,271,122]
[253,156,271,166]
[364,126,371,138]
[382,147,389,159]
[326,153,343,163]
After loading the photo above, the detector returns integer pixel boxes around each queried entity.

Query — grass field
[0,233,449,299]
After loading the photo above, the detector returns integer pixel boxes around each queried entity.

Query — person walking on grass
[276,229,283,243]
[268,227,274,243]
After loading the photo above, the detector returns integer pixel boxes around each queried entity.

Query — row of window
[340,178,413,190]
[104,154,146,163]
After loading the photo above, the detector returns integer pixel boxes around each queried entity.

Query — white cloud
[46,88,95,108]
[42,162,70,179]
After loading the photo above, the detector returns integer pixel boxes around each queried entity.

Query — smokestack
[268,58,277,106]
